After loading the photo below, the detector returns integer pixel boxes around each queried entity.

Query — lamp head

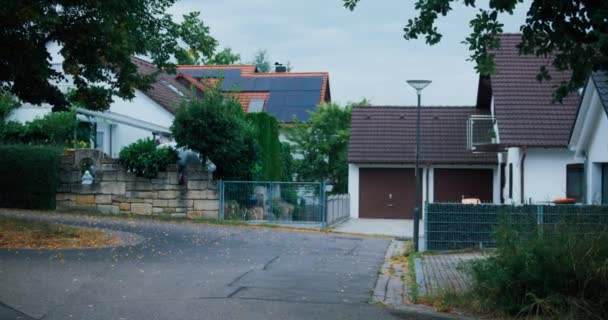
[406,80,432,93]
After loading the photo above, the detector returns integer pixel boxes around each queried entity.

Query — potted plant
[65,140,89,155]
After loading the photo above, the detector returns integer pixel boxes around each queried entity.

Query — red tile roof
[348,106,497,164]
[488,34,580,147]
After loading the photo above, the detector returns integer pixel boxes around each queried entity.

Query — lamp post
[406,80,431,252]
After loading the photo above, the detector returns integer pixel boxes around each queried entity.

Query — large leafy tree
[1,2,218,111]
[252,49,272,73]
[207,48,241,65]
[286,102,365,193]
[171,83,257,180]
[343,0,608,101]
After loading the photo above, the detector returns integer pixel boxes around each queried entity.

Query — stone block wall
[56,149,219,219]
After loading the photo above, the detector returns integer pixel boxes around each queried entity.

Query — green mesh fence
[425,203,608,251]
[220,181,325,224]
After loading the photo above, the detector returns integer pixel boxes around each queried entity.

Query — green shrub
[119,138,178,179]
[0,144,62,209]
[245,112,282,181]
[466,219,608,319]
[0,111,79,145]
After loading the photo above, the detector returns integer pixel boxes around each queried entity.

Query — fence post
[537,205,544,236]
[536,205,544,225]
[424,202,428,250]
[219,180,224,220]
[321,182,326,227]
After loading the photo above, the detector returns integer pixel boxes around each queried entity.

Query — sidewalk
[333,218,425,238]
[415,252,484,297]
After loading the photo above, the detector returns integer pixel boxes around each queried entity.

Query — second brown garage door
[434,168,493,203]
[359,168,418,219]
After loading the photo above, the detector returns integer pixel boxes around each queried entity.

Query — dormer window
[248,99,265,113]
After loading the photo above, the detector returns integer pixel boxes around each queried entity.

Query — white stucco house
[569,72,608,204]
[9,52,187,158]
[346,34,585,220]
[476,34,582,205]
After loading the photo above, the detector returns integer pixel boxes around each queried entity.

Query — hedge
[0,144,62,210]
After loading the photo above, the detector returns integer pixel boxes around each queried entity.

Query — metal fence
[220,181,326,225]
[326,194,350,226]
[425,203,608,251]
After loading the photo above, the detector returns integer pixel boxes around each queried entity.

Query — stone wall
[56,149,219,219]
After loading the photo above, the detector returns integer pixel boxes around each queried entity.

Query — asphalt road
[0,213,450,320]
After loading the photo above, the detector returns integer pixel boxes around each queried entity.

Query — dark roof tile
[591,71,608,115]
[490,34,580,147]
[348,106,496,164]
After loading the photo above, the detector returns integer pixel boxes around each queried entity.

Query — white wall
[522,148,580,204]
[585,108,608,203]
[348,163,360,218]
[106,90,174,158]
[503,147,522,204]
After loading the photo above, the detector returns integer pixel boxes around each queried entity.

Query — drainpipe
[520,147,527,204]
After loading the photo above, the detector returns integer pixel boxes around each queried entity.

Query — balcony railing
[467,115,498,150]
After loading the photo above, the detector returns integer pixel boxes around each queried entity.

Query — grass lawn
[0,217,120,249]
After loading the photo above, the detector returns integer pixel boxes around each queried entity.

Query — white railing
[326,194,350,226]
[467,115,498,150]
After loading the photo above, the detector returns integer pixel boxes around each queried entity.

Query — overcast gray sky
[168,0,529,106]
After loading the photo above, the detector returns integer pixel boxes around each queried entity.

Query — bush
[119,138,178,179]
[245,112,282,181]
[0,144,62,209]
[466,219,608,319]
[0,111,79,145]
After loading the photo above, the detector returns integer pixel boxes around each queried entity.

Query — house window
[248,99,265,113]
[566,164,584,202]
[603,164,608,204]
[95,131,104,152]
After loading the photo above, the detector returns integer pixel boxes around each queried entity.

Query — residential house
[347,33,583,220]
[476,34,581,204]
[348,106,498,219]
[175,64,330,123]
[9,49,331,157]
[569,72,608,204]
[10,56,188,158]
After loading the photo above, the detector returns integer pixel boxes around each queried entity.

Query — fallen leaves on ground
[0,217,120,249]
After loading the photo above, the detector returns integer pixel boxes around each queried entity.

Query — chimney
[274,62,287,73]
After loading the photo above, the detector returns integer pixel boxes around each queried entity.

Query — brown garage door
[359,168,417,219]
[434,168,493,203]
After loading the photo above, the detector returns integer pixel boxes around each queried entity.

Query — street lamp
[406,80,431,252]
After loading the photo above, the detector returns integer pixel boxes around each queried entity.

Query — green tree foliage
[252,50,272,73]
[343,0,608,101]
[280,142,295,181]
[0,92,20,121]
[285,102,355,193]
[171,84,257,180]
[0,144,62,210]
[0,111,79,145]
[1,2,218,111]
[245,113,282,181]
[119,138,178,179]
[207,48,242,65]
